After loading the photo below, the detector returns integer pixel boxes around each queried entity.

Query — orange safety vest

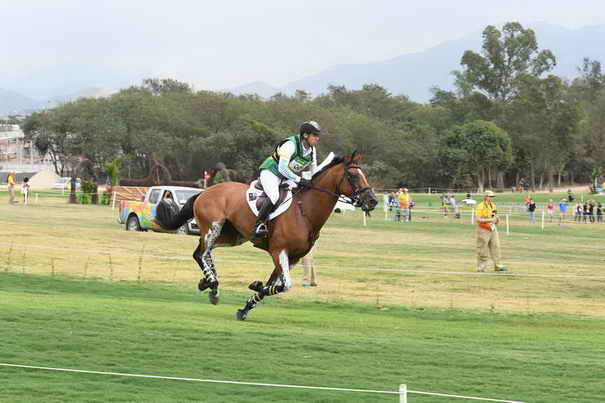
[476,200,496,231]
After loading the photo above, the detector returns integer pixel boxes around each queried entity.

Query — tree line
[21,22,605,191]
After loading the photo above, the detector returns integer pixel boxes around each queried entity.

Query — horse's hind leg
[236,250,292,320]
[193,221,223,305]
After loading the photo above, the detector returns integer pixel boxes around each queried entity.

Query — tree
[453,22,556,188]
[142,78,192,95]
[21,109,76,176]
[572,58,604,102]
[456,22,556,105]
[508,74,580,190]
[441,120,512,192]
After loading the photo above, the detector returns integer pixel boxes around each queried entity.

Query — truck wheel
[126,215,141,231]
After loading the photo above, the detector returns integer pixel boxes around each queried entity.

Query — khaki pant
[8,185,16,204]
[477,228,502,270]
[302,243,318,285]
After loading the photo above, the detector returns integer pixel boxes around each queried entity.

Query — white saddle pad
[245,179,295,220]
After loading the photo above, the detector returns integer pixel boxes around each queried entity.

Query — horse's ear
[351,150,362,163]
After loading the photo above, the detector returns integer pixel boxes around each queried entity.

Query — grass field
[1,190,605,402]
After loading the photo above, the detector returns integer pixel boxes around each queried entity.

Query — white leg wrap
[279,250,292,291]
[202,221,222,278]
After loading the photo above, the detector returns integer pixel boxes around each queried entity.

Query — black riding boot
[252,199,275,240]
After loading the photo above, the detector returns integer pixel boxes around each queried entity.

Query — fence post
[363,211,367,227]
[541,210,545,231]
[111,192,117,210]
[470,208,475,224]
[35,193,39,204]
[399,384,407,403]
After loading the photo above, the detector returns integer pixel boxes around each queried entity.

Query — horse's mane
[311,156,344,179]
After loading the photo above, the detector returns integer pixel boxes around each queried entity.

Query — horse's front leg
[194,221,223,305]
[237,250,292,321]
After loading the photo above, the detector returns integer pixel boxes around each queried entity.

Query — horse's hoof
[208,289,220,305]
[248,280,264,292]
[236,309,247,321]
[197,278,209,292]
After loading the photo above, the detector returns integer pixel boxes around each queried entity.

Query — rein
[295,164,371,207]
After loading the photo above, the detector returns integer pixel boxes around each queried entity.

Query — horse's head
[339,151,378,213]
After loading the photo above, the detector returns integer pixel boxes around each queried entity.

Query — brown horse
[154,151,377,320]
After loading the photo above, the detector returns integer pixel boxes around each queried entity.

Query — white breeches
[260,170,282,204]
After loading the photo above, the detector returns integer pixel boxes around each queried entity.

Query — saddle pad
[246,180,294,220]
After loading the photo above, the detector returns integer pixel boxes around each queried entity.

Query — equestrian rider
[252,121,321,240]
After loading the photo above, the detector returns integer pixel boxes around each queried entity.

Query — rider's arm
[309,147,318,174]
[276,141,302,182]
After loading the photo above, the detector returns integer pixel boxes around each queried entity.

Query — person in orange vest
[475,190,507,273]
[398,188,411,222]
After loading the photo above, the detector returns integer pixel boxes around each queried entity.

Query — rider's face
[305,133,320,147]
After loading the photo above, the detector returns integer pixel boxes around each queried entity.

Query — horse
[154,151,378,320]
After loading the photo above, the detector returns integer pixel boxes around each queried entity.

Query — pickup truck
[117,186,203,235]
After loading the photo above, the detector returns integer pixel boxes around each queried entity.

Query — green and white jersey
[259,135,316,182]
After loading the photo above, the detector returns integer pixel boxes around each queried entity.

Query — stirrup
[252,222,268,239]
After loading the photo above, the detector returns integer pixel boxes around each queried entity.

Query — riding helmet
[300,121,322,136]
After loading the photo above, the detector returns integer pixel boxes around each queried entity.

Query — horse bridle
[299,162,371,208]
[337,164,373,207]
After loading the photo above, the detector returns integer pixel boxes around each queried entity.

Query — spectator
[546,199,555,223]
[441,193,449,216]
[394,188,403,222]
[558,198,567,225]
[302,242,319,287]
[597,203,603,223]
[567,189,574,203]
[527,198,537,224]
[462,193,477,206]
[387,192,396,212]
[21,177,30,204]
[574,202,583,222]
[398,188,411,222]
[475,190,507,273]
[582,202,588,223]
[587,201,595,223]
[7,171,16,204]
[450,194,460,219]
[524,195,532,206]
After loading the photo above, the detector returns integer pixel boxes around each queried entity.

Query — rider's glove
[298,178,312,188]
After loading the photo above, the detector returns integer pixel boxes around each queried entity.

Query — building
[0,123,53,173]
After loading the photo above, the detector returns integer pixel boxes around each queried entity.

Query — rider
[251,120,322,240]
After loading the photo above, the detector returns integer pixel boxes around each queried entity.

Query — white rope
[0,363,524,402]
[0,363,397,395]
[408,389,524,402]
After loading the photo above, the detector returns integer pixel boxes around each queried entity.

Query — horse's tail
[155,193,200,230]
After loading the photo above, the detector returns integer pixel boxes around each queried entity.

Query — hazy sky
[2,0,605,90]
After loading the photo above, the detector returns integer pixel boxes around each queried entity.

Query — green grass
[1,190,605,401]
[2,273,605,402]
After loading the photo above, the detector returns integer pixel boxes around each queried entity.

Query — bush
[100,192,111,205]
[78,193,91,204]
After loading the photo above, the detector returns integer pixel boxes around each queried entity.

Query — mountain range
[2,22,605,115]
[229,23,605,101]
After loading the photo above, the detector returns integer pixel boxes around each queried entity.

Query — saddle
[246,179,294,220]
